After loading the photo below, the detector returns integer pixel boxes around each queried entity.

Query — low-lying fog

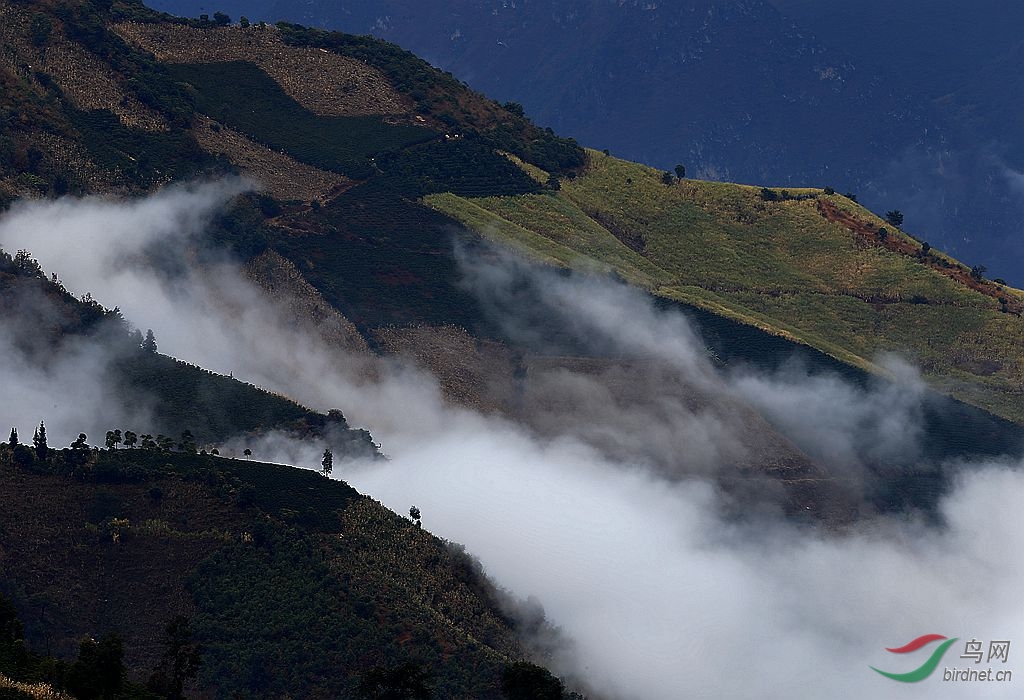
[1,183,1020,698]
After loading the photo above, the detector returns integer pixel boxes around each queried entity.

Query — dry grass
[430,148,1024,423]
[114,22,411,117]
[0,5,164,131]
[39,39,167,131]
[372,324,518,412]
[0,674,72,700]
[244,250,369,353]
[192,115,351,202]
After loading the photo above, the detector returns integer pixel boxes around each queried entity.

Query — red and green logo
[871,634,959,682]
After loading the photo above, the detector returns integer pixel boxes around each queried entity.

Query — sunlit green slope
[428,150,1024,422]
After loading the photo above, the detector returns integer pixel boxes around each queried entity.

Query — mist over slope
[2,184,1022,698]
[4,0,1020,432]
[2,4,1021,694]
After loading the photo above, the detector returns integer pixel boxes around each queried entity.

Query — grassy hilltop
[429,151,1024,423]
[2,0,1018,424]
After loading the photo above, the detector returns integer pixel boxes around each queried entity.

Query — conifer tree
[142,329,158,354]
[321,448,333,478]
[33,422,47,460]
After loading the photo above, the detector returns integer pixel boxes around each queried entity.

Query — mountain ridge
[1,4,1023,695]
[145,0,1024,284]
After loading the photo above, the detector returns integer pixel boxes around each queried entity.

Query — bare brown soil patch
[40,40,167,130]
[244,250,369,353]
[193,115,352,202]
[0,4,165,131]
[372,324,518,413]
[114,22,411,117]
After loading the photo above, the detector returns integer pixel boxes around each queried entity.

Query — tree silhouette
[33,421,47,460]
[8,428,17,447]
[675,164,686,179]
[123,431,137,449]
[321,448,333,478]
[661,171,675,185]
[147,616,202,700]
[179,430,197,454]
[885,209,904,228]
[243,448,252,458]
[409,506,421,527]
[105,430,122,450]
[67,633,126,700]
[71,433,89,450]
[142,329,158,354]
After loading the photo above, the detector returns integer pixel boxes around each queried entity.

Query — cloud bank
[1,184,1021,699]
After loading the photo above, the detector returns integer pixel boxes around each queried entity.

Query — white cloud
[1,185,1021,698]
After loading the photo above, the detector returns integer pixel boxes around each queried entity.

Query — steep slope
[145,0,1024,284]
[1,1,1019,461]
[429,151,1024,423]
[0,447,547,698]
[0,246,377,450]
[2,5,1023,695]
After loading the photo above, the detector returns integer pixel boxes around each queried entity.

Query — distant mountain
[146,0,1024,283]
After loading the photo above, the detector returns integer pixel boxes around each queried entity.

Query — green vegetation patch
[425,193,587,269]
[188,517,512,698]
[428,148,1024,422]
[427,190,673,287]
[276,182,490,331]
[167,61,438,178]
[69,108,216,188]
[273,22,587,174]
[187,522,358,698]
[216,458,360,528]
[113,353,314,444]
[377,137,542,198]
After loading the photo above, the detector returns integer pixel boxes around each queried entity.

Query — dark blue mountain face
[147,0,1024,283]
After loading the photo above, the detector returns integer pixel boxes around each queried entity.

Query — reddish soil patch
[816,199,1020,314]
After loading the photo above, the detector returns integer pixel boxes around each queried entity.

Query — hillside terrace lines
[816,198,1022,314]
[192,114,352,203]
[39,39,167,131]
[113,22,412,118]
[0,4,165,132]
